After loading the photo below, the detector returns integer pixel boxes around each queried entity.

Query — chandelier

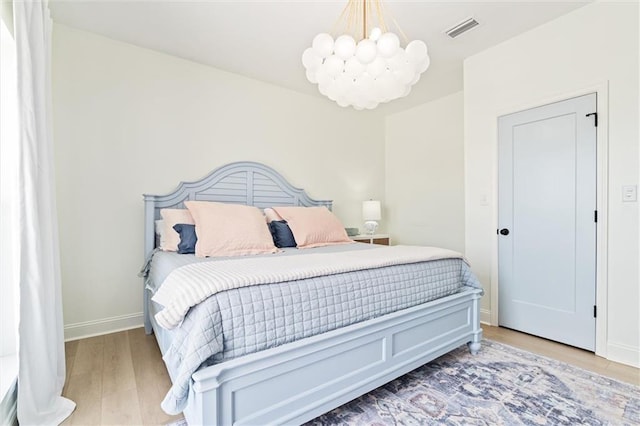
[302,0,429,110]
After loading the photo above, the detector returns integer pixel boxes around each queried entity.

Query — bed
[142,161,483,425]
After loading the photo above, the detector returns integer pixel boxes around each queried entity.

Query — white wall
[464,2,639,366]
[52,24,386,339]
[385,91,465,252]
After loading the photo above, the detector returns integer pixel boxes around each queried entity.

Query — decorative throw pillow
[160,209,195,251]
[173,223,197,254]
[268,220,297,248]
[272,206,353,249]
[185,201,278,257]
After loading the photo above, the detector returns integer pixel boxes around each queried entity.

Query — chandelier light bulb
[334,35,357,60]
[302,48,322,71]
[369,27,382,41]
[376,32,400,58]
[406,40,428,62]
[344,57,365,77]
[312,33,335,58]
[302,14,430,109]
[355,39,377,64]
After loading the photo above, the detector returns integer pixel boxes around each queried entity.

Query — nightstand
[351,234,390,246]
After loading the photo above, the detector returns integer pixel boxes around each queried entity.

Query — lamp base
[363,221,378,235]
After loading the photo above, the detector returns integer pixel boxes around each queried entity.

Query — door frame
[490,81,609,358]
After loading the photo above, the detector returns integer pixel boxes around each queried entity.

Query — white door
[498,93,597,351]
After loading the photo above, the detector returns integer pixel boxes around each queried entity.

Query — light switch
[622,185,637,202]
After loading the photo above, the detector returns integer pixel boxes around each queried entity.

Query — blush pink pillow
[160,209,195,251]
[185,201,278,257]
[272,206,354,249]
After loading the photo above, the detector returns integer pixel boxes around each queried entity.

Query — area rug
[166,339,640,425]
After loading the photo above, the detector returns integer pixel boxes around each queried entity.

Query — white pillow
[155,220,166,248]
[263,208,284,223]
[160,209,195,251]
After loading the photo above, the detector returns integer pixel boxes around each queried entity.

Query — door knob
[499,228,510,236]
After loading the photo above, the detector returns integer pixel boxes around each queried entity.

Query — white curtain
[13,0,76,423]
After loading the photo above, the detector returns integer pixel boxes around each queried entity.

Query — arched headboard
[143,161,332,257]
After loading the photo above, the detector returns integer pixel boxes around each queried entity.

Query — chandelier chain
[363,0,367,40]
[332,0,394,41]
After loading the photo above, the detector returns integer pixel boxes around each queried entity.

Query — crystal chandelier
[302,0,430,110]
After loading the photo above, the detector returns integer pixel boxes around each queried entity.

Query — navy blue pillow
[268,220,297,248]
[173,223,197,254]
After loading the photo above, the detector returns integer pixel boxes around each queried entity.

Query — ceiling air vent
[446,17,479,38]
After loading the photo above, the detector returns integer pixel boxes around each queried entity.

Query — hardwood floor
[61,325,639,425]
[62,328,182,425]
[483,325,639,386]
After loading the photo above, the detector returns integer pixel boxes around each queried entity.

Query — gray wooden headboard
[143,161,333,258]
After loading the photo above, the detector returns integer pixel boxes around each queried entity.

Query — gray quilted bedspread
[150,248,481,414]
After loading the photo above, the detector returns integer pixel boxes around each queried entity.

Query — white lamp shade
[362,200,381,221]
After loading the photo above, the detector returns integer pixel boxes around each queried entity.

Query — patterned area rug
[166,339,640,425]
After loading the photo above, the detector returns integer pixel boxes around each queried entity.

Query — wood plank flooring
[61,325,639,425]
[483,325,639,386]
[62,328,182,425]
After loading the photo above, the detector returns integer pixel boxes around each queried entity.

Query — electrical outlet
[622,185,637,202]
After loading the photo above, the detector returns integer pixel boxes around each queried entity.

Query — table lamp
[362,200,381,235]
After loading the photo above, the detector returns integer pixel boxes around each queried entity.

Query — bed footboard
[183,286,482,426]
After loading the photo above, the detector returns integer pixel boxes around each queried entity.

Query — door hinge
[593,305,597,318]
[586,112,598,127]
[594,210,598,223]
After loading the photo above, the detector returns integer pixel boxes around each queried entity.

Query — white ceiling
[49,0,592,114]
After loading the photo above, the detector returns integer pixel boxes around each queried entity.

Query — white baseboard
[477,309,639,368]
[607,341,640,368]
[64,312,144,341]
[480,309,492,326]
